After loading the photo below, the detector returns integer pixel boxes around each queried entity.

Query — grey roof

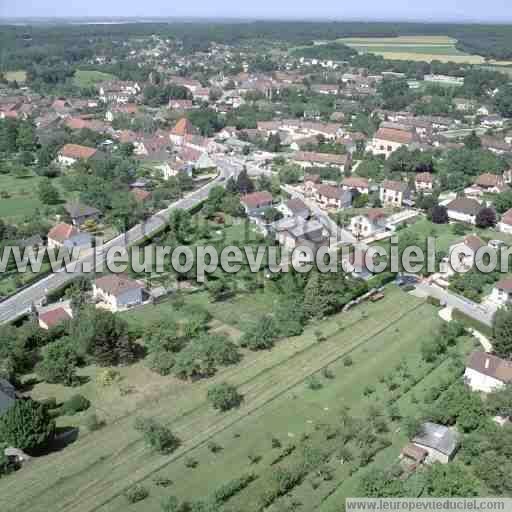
[65,202,101,219]
[288,220,324,239]
[0,379,16,416]
[413,422,459,456]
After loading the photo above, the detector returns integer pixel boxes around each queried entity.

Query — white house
[349,209,389,239]
[489,278,512,307]
[415,172,434,192]
[93,274,145,313]
[446,198,481,225]
[57,144,98,167]
[47,223,92,251]
[341,177,369,195]
[465,352,512,393]
[412,422,459,464]
[379,180,410,208]
[314,184,352,209]
[447,235,487,272]
[368,127,414,159]
[498,209,512,235]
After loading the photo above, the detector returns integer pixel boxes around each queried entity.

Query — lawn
[4,70,27,83]
[73,69,116,88]
[0,173,45,221]
[1,287,460,512]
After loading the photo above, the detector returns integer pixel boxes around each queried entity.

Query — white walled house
[446,198,481,225]
[349,209,389,239]
[93,275,145,313]
[379,180,410,208]
[489,278,512,307]
[465,352,512,393]
[412,422,459,465]
[498,209,512,235]
[314,184,352,209]
[341,177,369,195]
[368,127,414,159]
[447,235,486,272]
[57,144,97,167]
[47,223,92,251]
[415,172,433,192]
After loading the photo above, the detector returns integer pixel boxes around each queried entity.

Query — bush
[184,457,198,468]
[306,376,323,390]
[134,417,180,454]
[207,441,222,453]
[343,356,353,367]
[322,367,335,379]
[148,350,175,376]
[85,413,105,432]
[271,437,282,449]
[96,368,120,387]
[125,484,148,503]
[207,383,244,412]
[61,395,91,416]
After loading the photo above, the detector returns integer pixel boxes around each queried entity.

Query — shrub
[134,417,180,454]
[153,476,173,487]
[125,484,148,503]
[96,368,120,387]
[207,383,244,412]
[207,441,222,453]
[322,367,335,379]
[343,356,353,367]
[306,376,323,390]
[61,395,90,416]
[184,457,198,468]
[148,350,175,376]
[85,413,105,432]
[363,385,376,396]
[213,473,256,504]
[271,437,282,449]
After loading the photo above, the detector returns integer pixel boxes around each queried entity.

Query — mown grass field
[73,70,116,88]
[337,35,486,64]
[0,286,475,512]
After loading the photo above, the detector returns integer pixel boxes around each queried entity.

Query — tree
[168,209,193,244]
[494,190,512,214]
[493,306,512,358]
[424,463,478,497]
[241,315,279,350]
[0,399,55,453]
[38,179,60,205]
[134,417,180,454]
[207,382,244,412]
[36,337,78,386]
[236,168,254,194]
[475,207,497,228]
[463,131,482,150]
[430,205,449,224]
[495,85,512,118]
[261,207,283,223]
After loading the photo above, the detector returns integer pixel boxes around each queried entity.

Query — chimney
[485,358,490,370]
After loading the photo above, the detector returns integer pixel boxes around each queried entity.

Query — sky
[0,0,511,23]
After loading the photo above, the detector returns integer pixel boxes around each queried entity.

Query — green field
[73,70,116,88]
[337,36,486,64]
[0,286,476,512]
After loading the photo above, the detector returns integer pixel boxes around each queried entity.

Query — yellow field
[4,70,27,82]
[338,35,457,45]
[372,51,485,64]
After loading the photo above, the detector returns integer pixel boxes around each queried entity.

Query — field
[0,286,476,512]
[4,70,27,83]
[73,70,116,88]
[337,36,487,64]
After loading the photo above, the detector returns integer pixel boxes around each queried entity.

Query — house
[278,198,310,220]
[453,98,476,112]
[447,235,487,272]
[473,173,506,194]
[105,103,139,122]
[168,99,194,111]
[379,180,410,208]
[38,306,72,330]
[368,127,415,159]
[93,274,145,312]
[273,218,327,255]
[349,209,389,239]
[57,144,98,166]
[303,174,321,196]
[341,177,369,195]
[446,198,481,225]
[241,191,273,216]
[489,278,512,307]
[195,152,217,172]
[480,136,512,155]
[64,202,101,227]
[412,422,459,464]
[481,115,505,129]
[314,184,352,209]
[47,223,92,251]
[415,172,434,191]
[465,352,512,393]
[498,208,512,234]
[170,118,196,145]
[291,151,351,174]
[0,379,16,417]
[400,443,429,468]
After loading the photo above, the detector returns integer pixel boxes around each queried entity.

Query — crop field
[337,35,486,64]
[73,70,116,87]
[4,70,27,82]
[0,286,476,512]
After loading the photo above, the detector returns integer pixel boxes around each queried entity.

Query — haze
[1,0,511,23]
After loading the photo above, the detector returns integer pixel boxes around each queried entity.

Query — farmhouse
[446,197,481,224]
[473,173,506,194]
[93,274,145,313]
[379,180,411,208]
[465,352,512,393]
[57,144,98,166]
[368,127,414,159]
[412,422,459,464]
[47,223,92,251]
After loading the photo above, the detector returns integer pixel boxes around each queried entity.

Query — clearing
[73,70,116,88]
[4,70,27,83]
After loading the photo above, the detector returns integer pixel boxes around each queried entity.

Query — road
[0,155,240,324]
[416,281,496,327]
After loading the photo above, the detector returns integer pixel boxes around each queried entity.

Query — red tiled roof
[39,307,71,328]
[464,235,486,252]
[94,274,144,297]
[342,177,369,189]
[241,191,273,208]
[496,278,512,292]
[374,127,414,144]
[382,180,408,193]
[416,172,433,183]
[467,351,512,383]
[59,143,97,160]
[501,208,512,226]
[172,118,195,136]
[474,173,503,188]
[65,117,89,130]
[47,223,79,243]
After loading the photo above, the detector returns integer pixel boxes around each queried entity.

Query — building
[473,173,506,194]
[314,184,352,209]
[379,180,410,208]
[498,208,512,235]
[57,144,98,166]
[47,223,92,251]
[465,352,512,393]
[93,274,145,313]
[170,118,196,145]
[64,203,101,227]
[489,278,512,307]
[274,218,327,254]
[447,235,487,272]
[415,173,434,192]
[412,422,459,464]
[349,209,389,239]
[241,191,273,216]
[341,177,369,195]
[278,198,310,220]
[368,127,414,159]
[446,198,481,225]
[38,306,73,330]
[291,151,351,174]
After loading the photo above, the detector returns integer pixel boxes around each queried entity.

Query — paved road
[0,156,239,324]
[416,282,496,327]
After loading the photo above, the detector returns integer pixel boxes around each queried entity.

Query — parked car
[396,275,420,287]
